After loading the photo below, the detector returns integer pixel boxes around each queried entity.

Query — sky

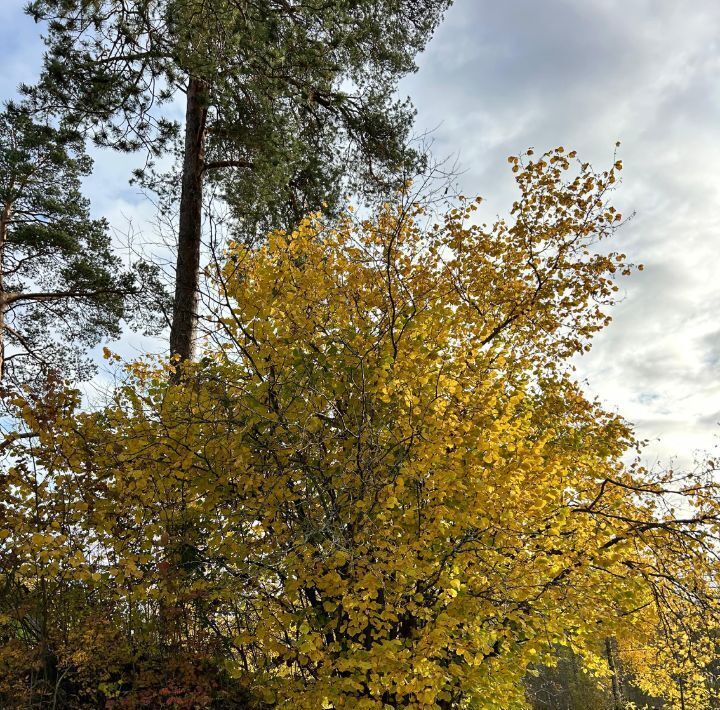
[1,0,719,466]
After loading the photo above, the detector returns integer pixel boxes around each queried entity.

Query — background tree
[524,646,615,709]
[524,643,662,709]
[0,103,165,392]
[25,0,453,360]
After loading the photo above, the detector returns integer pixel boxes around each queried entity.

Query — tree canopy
[3,150,719,708]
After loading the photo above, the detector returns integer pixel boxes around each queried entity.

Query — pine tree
[25,0,453,360]
[0,103,164,388]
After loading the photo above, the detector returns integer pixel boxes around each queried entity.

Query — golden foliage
[2,150,719,708]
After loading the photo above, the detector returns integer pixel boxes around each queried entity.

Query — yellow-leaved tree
[2,149,720,708]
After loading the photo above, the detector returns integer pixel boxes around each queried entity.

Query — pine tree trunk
[0,202,9,381]
[0,298,4,381]
[170,76,208,362]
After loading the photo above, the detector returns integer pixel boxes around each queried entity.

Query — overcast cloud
[2,0,719,464]
[401,0,720,465]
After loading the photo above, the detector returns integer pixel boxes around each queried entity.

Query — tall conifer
[25,0,453,359]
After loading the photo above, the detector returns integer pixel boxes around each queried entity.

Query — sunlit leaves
[3,151,720,707]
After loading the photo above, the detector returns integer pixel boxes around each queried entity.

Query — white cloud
[403,0,720,466]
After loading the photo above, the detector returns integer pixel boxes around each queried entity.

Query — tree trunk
[0,292,5,382]
[169,76,208,363]
[0,202,9,381]
[605,636,623,709]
